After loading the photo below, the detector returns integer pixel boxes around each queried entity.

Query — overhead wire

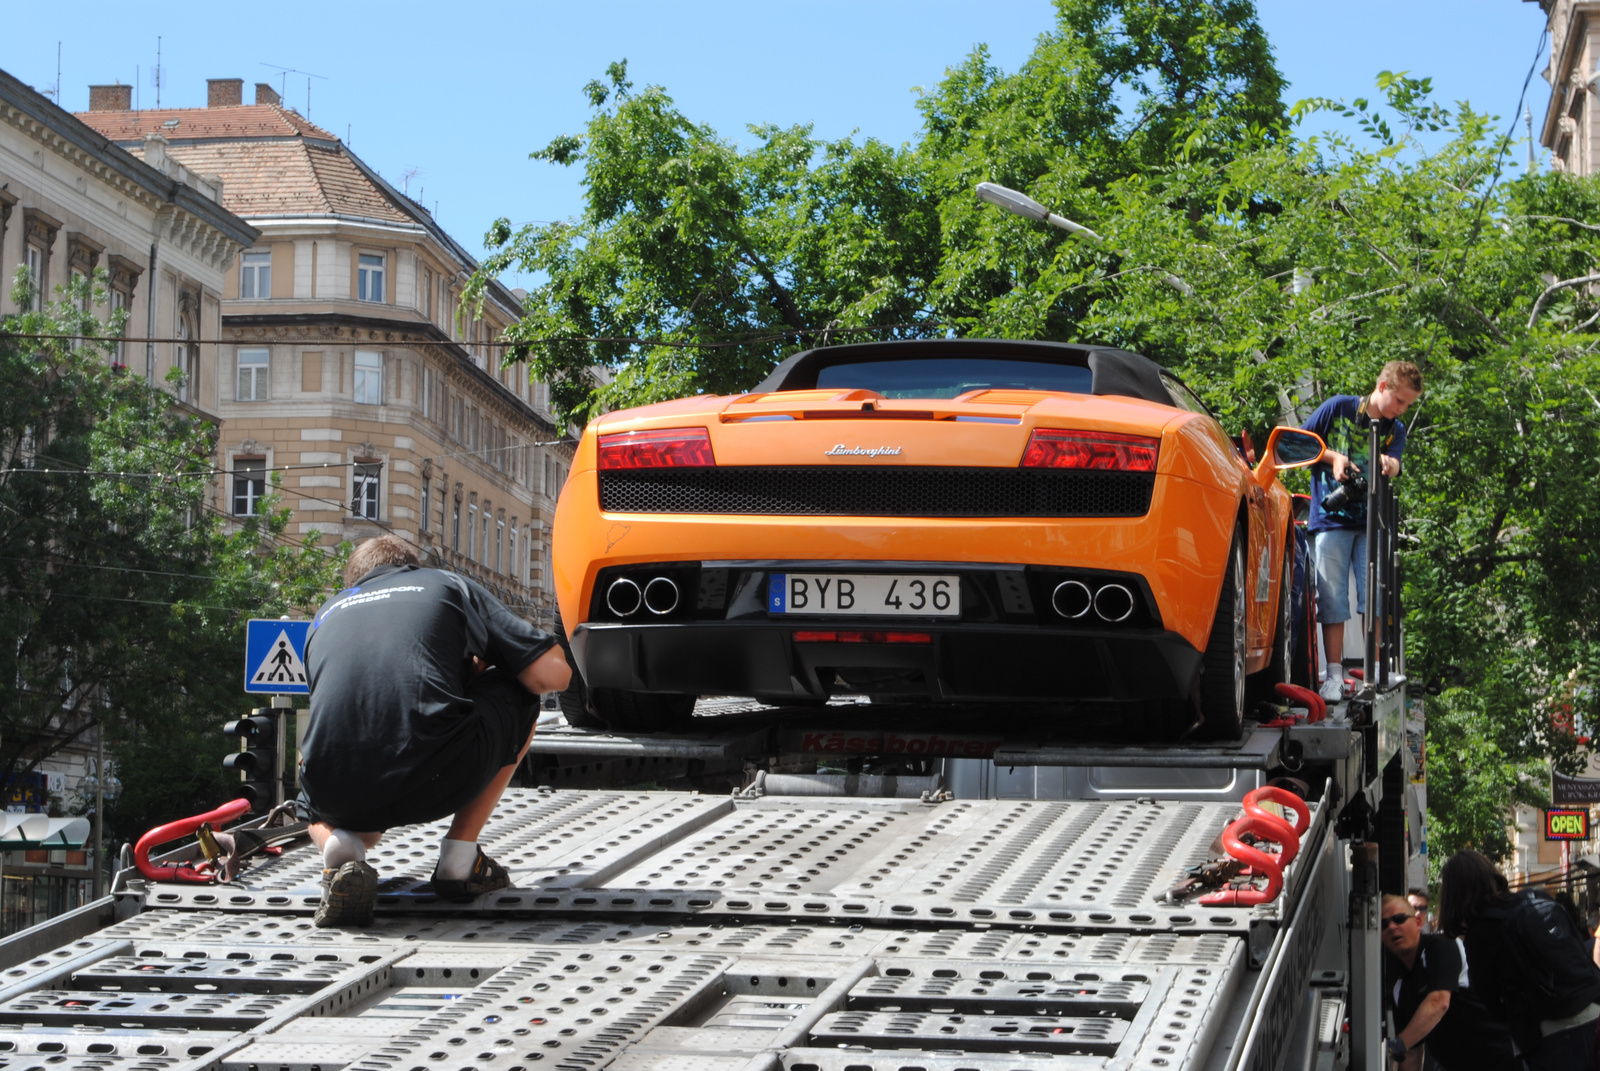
[0,319,951,351]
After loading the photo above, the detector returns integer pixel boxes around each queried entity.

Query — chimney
[88,83,132,111]
[254,82,280,106]
[206,78,244,107]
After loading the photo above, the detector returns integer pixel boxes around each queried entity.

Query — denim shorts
[1314,527,1367,625]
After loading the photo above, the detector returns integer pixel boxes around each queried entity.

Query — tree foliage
[476,0,1600,861]
[0,270,344,847]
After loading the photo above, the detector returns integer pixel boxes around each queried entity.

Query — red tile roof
[76,104,413,224]
[77,103,338,142]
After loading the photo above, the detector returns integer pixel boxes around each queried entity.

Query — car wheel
[1249,526,1294,701]
[551,611,607,731]
[591,689,698,733]
[1197,526,1247,740]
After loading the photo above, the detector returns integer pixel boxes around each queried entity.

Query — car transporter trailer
[0,448,1419,1071]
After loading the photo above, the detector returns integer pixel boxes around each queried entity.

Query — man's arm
[1398,990,1450,1051]
[518,645,571,694]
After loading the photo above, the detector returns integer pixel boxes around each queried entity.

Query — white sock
[322,829,366,870]
[1327,662,1344,681]
[437,837,477,881]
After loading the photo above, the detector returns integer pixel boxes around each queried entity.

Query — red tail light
[597,427,716,470]
[1021,429,1159,472]
[792,631,932,644]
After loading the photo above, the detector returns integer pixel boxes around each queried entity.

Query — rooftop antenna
[1526,105,1536,171]
[54,42,61,104]
[260,63,325,116]
[153,36,161,108]
[401,168,420,196]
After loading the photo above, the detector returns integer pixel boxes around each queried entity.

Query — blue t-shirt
[1300,395,1406,533]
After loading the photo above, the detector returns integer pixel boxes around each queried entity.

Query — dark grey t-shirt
[299,563,555,806]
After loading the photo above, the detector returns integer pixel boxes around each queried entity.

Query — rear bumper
[571,621,1202,703]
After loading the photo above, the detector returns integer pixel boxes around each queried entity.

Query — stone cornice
[0,69,257,272]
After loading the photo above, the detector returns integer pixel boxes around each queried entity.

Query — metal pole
[270,695,290,808]
[1365,423,1380,689]
[92,725,104,900]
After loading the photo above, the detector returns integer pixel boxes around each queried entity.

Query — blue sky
[3,1,1553,284]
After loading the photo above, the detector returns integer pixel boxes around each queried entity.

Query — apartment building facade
[0,67,257,930]
[79,79,572,622]
[1531,0,1600,174]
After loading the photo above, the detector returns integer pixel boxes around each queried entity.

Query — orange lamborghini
[551,340,1324,738]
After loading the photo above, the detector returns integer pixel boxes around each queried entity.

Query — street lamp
[974,181,1192,297]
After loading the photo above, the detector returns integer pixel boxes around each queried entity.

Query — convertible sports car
[551,339,1324,739]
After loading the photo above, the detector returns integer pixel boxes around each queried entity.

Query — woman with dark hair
[1438,850,1600,1071]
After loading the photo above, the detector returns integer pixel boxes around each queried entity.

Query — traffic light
[222,709,280,812]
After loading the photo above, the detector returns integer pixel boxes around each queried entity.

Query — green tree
[0,269,344,848]
[469,0,1285,422]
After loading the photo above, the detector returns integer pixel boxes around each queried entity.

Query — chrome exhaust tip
[643,576,680,615]
[1094,583,1135,623]
[606,577,643,617]
[1051,580,1093,619]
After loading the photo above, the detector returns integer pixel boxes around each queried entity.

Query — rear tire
[1198,527,1248,741]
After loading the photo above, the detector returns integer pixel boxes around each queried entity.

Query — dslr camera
[1321,473,1368,513]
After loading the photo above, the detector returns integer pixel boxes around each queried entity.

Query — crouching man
[298,535,570,927]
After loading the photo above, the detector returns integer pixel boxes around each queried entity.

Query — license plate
[768,573,960,617]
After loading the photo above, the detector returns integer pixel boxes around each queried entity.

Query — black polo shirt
[1385,932,1518,1070]
[299,564,555,810]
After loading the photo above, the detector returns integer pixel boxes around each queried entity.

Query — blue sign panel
[244,619,311,694]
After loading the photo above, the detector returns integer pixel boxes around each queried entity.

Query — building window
[233,457,266,516]
[358,253,385,302]
[495,519,505,574]
[240,251,271,299]
[424,270,432,319]
[174,302,199,404]
[354,351,383,405]
[25,245,45,312]
[420,479,430,533]
[109,289,128,366]
[508,523,518,582]
[352,462,381,520]
[236,349,269,401]
[467,504,478,561]
[452,498,461,552]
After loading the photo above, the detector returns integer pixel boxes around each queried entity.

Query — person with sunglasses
[1381,892,1518,1070]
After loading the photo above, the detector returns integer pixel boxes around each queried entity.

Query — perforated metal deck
[4,788,1328,1070]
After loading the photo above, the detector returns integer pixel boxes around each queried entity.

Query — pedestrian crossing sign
[244,619,311,695]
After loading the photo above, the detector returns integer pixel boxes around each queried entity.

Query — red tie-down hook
[1258,683,1327,728]
[1199,787,1312,907]
[134,799,251,884]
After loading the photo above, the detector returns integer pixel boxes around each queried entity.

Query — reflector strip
[792,631,933,644]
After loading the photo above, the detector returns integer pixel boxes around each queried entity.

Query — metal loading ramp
[0,788,1331,1071]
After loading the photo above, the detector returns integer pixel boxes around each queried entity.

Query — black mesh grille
[599,467,1154,518]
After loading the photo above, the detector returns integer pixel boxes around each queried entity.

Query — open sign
[1546,809,1590,840]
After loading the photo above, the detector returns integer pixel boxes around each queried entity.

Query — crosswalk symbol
[249,631,308,688]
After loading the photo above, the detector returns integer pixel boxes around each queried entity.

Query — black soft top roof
[753,339,1176,407]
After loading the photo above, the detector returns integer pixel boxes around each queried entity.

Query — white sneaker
[1319,676,1345,703]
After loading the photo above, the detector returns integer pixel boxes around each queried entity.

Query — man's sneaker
[314,859,378,928]
[430,847,511,902]
[1319,676,1345,703]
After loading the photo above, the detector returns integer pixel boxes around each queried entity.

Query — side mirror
[1252,426,1326,488]
[1269,427,1325,468]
